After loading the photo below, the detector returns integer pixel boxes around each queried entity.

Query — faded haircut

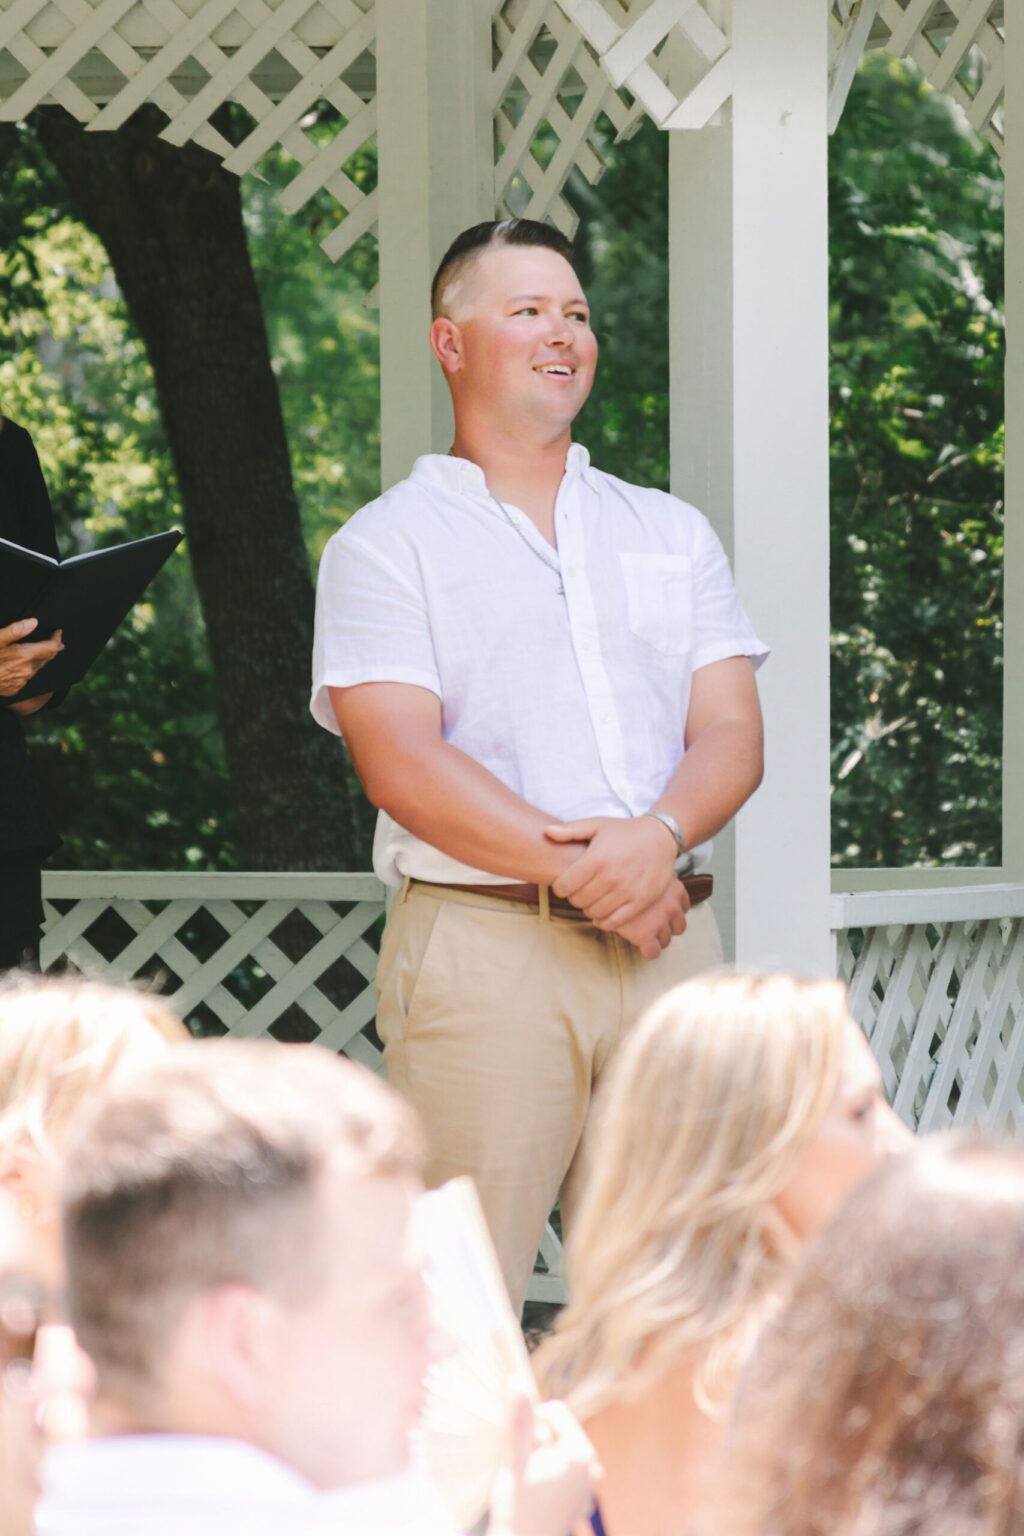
[430,218,575,319]
[61,1040,423,1402]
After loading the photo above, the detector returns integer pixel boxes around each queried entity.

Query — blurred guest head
[536,972,909,1419]
[0,975,188,1272]
[730,1139,1024,1536]
[61,1040,430,1490]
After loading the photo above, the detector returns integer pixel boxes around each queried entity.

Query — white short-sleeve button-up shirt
[312,445,768,887]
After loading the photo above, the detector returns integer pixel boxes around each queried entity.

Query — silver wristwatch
[642,809,695,875]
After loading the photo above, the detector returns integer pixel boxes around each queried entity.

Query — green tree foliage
[573,57,1004,868]
[1,122,234,870]
[828,55,1004,866]
[573,123,671,492]
[0,121,381,869]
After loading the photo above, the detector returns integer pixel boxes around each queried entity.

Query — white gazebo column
[669,0,832,970]
[1004,9,1024,884]
[375,0,494,488]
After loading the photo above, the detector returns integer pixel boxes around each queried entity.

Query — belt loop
[538,883,551,922]
[399,875,412,905]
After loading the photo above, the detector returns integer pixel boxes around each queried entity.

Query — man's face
[266,1163,432,1492]
[444,243,598,437]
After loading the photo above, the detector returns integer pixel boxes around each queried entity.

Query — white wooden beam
[375,0,494,488]
[1004,0,1023,882]
[670,0,832,971]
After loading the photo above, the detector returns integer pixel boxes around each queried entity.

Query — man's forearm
[359,732,587,884]
[653,717,764,853]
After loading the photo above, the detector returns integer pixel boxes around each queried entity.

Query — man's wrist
[640,809,694,874]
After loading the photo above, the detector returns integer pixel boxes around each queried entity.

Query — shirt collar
[411,442,596,496]
[41,1436,319,1505]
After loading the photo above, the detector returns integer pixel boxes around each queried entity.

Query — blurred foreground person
[37,1040,598,1536]
[0,975,187,1276]
[534,972,911,1536]
[1,1186,89,1536]
[729,1140,1024,1536]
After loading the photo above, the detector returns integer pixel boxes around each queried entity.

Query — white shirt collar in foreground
[38,1436,461,1536]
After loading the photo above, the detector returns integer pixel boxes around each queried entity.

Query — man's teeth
[537,365,573,375]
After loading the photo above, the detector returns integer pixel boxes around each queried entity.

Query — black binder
[0,528,183,701]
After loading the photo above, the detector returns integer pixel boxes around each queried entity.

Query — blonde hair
[534,972,848,1420]
[0,975,189,1170]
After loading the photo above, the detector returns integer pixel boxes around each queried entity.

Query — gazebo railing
[832,884,1024,1137]
[40,872,1024,1304]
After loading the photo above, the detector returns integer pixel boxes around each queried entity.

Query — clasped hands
[545,813,689,959]
[0,617,62,714]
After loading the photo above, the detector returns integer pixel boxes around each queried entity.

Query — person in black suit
[0,412,66,971]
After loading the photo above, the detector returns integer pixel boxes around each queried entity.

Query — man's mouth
[534,364,575,377]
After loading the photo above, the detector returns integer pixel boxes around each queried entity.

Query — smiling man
[311,218,768,1311]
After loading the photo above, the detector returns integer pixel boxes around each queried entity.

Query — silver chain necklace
[450,449,565,595]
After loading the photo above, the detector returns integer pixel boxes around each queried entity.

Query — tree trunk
[31,105,364,871]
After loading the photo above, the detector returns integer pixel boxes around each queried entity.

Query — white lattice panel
[830,0,1004,153]
[492,0,643,236]
[40,871,564,1302]
[550,0,732,134]
[0,0,379,264]
[833,886,1024,1135]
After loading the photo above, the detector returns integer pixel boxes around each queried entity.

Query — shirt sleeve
[689,512,770,674]
[310,527,442,735]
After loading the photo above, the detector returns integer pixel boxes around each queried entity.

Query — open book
[0,529,182,701]
[414,1178,540,1531]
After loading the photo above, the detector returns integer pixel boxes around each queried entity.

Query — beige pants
[375,881,723,1312]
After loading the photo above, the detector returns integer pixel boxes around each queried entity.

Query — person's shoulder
[0,417,37,463]
[321,470,432,556]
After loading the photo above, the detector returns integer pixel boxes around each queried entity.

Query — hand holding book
[0,618,64,700]
[0,529,181,702]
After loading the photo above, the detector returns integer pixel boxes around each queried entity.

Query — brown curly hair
[729,1139,1024,1536]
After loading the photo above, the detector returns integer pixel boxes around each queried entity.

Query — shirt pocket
[619,553,694,656]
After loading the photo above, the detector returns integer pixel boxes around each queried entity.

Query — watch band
[642,809,694,874]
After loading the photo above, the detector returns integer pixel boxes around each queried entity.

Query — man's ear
[180,1284,278,1411]
[429,316,464,375]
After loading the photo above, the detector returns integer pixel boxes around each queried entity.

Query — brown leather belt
[411,873,713,916]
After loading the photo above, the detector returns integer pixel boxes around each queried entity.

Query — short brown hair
[729,1140,1024,1536]
[431,218,575,319]
[62,1040,423,1399]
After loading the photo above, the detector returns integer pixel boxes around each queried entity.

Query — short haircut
[430,218,575,319]
[0,974,188,1170]
[730,1140,1024,1536]
[61,1040,423,1401]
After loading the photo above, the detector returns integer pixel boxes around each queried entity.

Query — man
[36,1040,597,1536]
[0,412,65,972]
[311,219,768,1309]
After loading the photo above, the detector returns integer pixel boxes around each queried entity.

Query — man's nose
[545,312,572,344]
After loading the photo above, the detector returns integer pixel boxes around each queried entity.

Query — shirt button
[582,639,592,652]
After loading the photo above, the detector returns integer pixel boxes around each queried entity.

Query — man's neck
[450,422,573,544]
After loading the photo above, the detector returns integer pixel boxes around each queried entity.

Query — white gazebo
[3,1,1021,1158]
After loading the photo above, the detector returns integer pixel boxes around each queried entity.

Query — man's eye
[569,311,590,324]
[513,307,538,316]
